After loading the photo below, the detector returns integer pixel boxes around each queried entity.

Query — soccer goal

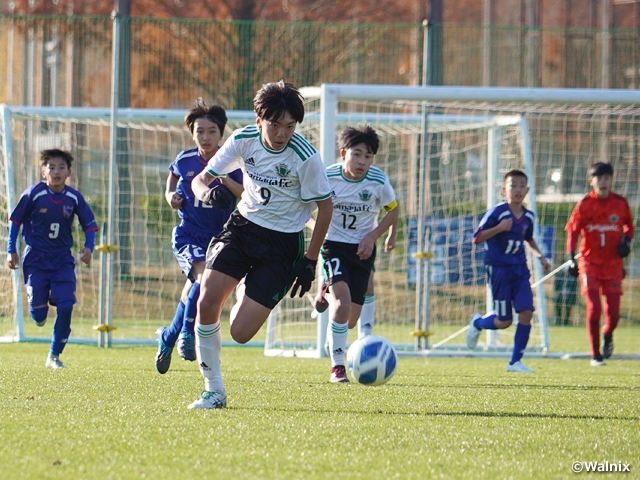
[0,105,259,346]
[264,84,640,359]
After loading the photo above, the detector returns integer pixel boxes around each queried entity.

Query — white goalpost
[264,84,640,359]
[1,86,639,360]
[0,105,260,346]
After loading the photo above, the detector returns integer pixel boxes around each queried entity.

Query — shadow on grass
[230,404,639,421]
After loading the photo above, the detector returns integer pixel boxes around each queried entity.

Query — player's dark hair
[253,80,305,124]
[588,162,614,177]
[503,169,528,184]
[40,149,73,168]
[338,125,380,155]
[184,98,227,134]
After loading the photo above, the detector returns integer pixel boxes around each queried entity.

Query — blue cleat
[155,327,173,374]
[177,332,197,362]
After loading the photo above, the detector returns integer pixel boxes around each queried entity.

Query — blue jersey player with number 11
[6,149,98,369]
[466,169,550,373]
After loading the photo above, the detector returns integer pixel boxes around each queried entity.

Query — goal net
[0,106,258,345]
[264,85,640,359]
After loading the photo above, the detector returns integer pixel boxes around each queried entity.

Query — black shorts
[320,240,376,305]
[206,212,305,309]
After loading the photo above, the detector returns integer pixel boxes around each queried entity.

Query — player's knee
[494,318,512,329]
[229,323,250,344]
[56,300,74,315]
[518,311,533,325]
[30,306,48,326]
[197,293,221,316]
[333,302,351,323]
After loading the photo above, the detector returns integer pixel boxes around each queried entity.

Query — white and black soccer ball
[346,335,397,386]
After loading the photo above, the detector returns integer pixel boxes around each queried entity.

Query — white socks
[329,319,349,366]
[357,295,375,339]
[195,322,224,393]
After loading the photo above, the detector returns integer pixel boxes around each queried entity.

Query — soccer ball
[346,335,397,386]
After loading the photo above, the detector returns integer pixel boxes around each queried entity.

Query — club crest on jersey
[40,208,48,213]
[186,171,195,177]
[359,189,372,201]
[609,214,619,223]
[275,163,291,178]
[63,205,73,218]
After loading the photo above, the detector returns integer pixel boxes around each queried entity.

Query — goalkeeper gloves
[201,184,235,210]
[567,252,579,278]
[289,256,317,298]
[617,236,632,258]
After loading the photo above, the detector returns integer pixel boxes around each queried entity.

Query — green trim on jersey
[301,192,332,203]
[287,133,317,162]
[326,163,387,185]
[234,124,261,140]
[205,166,223,177]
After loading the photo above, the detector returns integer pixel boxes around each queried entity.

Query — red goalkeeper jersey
[565,190,634,269]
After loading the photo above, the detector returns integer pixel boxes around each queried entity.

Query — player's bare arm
[192,170,216,202]
[306,198,333,261]
[525,238,551,273]
[7,252,19,270]
[384,216,398,252]
[357,203,399,260]
[220,175,244,199]
[473,217,513,244]
[164,173,183,210]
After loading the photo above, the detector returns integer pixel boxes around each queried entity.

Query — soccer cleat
[188,390,227,409]
[154,327,173,374]
[590,354,606,367]
[506,360,535,373]
[45,354,66,369]
[603,334,613,359]
[314,283,329,313]
[330,365,350,383]
[177,332,197,362]
[34,319,47,327]
[465,313,482,349]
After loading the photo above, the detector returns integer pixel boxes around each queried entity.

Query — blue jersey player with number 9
[6,149,98,369]
[466,170,550,373]
[154,99,243,374]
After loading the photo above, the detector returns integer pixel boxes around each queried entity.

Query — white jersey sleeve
[298,151,332,203]
[204,128,246,176]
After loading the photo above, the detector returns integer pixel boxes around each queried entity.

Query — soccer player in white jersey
[319,125,399,383]
[187,81,333,409]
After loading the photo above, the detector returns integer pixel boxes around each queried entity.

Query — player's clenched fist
[6,253,19,270]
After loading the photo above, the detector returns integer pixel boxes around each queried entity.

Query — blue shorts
[172,227,210,281]
[487,264,534,320]
[23,264,77,307]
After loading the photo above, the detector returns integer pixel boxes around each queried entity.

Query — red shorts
[579,262,624,295]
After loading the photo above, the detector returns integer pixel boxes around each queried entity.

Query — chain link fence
[1,16,639,109]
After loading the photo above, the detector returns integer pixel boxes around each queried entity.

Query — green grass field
[1,344,638,480]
